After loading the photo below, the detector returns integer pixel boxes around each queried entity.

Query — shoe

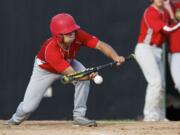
[4,118,21,125]
[143,117,159,122]
[144,117,170,122]
[160,118,170,122]
[73,116,97,127]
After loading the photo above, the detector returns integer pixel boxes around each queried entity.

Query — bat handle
[113,54,135,65]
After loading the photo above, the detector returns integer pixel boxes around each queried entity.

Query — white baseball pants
[169,53,180,93]
[135,43,166,121]
[11,58,90,123]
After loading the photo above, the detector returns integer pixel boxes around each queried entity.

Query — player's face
[63,31,76,44]
[153,0,164,8]
[175,9,180,21]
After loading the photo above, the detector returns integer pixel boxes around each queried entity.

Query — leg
[7,60,60,125]
[170,53,180,93]
[71,59,90,117]
[152,46,166,120]
[135,44,164,121]
[70,59,96,126]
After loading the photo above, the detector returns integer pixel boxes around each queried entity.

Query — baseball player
[164,0,180,21]
[134,0,180,121]
[168,3,180,93]
[6,13,125,126]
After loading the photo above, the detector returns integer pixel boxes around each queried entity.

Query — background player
[134,0,180,121]
[168,3,180,93]
[6,13,125,126]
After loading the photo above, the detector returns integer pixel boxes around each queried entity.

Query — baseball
[93,75,103,84]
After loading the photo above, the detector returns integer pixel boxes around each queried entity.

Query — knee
[80,80,90,86]
[75,80,90,87]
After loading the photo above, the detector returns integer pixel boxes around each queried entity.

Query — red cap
[50,13,80,35]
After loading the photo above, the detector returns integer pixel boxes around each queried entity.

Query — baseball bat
[61,53,135,84]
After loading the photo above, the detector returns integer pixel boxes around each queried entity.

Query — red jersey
[138,6,170,47]
[168,26,180,53]
[37,29,99,73]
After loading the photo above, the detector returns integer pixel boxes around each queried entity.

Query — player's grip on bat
[61,54,135,84]
[61,68,97,84]
[113,56,125,66]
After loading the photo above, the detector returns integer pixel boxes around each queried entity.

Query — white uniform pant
[11,59,90,123]
[169,53,180,93]
[135,44,165,120]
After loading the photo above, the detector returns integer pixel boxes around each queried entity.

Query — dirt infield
[0,120,180,135]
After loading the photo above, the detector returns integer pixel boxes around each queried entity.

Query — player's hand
[78,72,98,81]
[113,56,125,66]
[88,72,98,80]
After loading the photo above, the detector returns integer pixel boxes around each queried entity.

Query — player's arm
[164,0,176,21]
[162,22,180,33]
[95,41,125,65]
[77,29,125,65]
[145,9,180,34]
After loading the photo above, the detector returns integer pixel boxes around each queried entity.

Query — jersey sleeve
[76,29,99,48]
[144,10,167,32]
[45,44,70,73]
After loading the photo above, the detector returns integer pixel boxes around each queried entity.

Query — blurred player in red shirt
[6,13,125,126]
[168,3,180,93]
[135,0,180,121]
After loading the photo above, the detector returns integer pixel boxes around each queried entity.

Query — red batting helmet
[50,13,80,35]
[150,0,154,2]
